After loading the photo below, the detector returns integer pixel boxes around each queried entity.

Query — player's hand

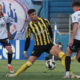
[8,32,13,39]
[24,53,27,59]
[69,38,73,46]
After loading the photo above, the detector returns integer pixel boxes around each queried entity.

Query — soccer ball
[46,59,56,70]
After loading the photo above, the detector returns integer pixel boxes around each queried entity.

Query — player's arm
[24,37,30,52]
[48,24,53,41]
[69,23,78,45]
[71,23,78,39]
[6,16,13,39]
[7,23,13,39]
[44,19,53,41]
[69,14,78,46]
[24,26,31,59]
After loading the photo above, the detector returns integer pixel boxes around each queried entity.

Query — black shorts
[69,39,80,52]
[0,38,11,47]
[31,43,53,57]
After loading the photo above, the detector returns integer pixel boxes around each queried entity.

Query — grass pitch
[0,60,80,80]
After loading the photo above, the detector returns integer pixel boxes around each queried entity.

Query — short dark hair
[28,9,36,15]
[72,1,80,7]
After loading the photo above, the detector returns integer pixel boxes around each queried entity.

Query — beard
[32,16,38,22]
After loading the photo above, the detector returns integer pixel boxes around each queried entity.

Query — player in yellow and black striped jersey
[7,9,73,77]
[26,17,53,46]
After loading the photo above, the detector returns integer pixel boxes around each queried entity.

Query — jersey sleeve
[26,25,31,38]
[43,19,53,39]
[72,14,78,23]
[43,18,50,26]
[24,25,31,51]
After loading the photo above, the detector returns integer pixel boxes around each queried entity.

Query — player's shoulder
[43,18,49,22]
[72,11,80,17]
[38,17,49,22]
[43,18,50,25]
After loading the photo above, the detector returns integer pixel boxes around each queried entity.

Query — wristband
[24,51,26,54]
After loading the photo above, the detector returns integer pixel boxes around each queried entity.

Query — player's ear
[28,14,30,18]
[28,14,31,19]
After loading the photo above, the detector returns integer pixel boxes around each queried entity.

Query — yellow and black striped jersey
[26,17,52,46]
[24,17,53,51]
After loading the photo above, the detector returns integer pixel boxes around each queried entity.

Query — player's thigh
[29,46,43,63]
[50,45,61,56]
[67,39,80,56]
[28,56,37,63]
[1,38,13,53]
[31,46,44,57]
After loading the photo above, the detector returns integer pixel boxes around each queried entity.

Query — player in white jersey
[0,4,14,73]
[64,1,80,78]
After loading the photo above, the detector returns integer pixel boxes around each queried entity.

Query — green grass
[0,60,80,80]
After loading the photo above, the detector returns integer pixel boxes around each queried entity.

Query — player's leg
[6,56,37,77]
[1,38,14,73]
[5,46,13,65]
[50,45,67,69]
[50,45,72,75]
[6,46,43,77]
[64,47,72,78]
[15,56,37,76]
[5,45,14,73]
[64,39,79,78]
[15,46,45,76]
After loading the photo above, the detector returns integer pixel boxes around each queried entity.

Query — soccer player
[0,5,14,73]
[64,1,80,78]
[7,9,73,77]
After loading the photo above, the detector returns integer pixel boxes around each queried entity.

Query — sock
[8,53,12,65]
[65,56,71,74]
[16,61,32,76]
[66,71,70,76]
[8,64,11,66]
[59,52,72,75]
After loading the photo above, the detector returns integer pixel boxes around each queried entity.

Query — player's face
[72,6,78,12]
[29,12,38,21]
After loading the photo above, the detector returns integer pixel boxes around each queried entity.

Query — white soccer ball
[46,59,56,70]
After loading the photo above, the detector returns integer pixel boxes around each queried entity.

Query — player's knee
[50,46,56,54]
[6,46,13,53]
[77,58,80,63]
[66,47,71,56]
[26,61,32,67]
[50,50,56,56]
[8,49,13,53]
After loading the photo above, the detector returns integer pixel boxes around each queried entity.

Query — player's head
[28,9,38,21]
[72,1,80,11]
